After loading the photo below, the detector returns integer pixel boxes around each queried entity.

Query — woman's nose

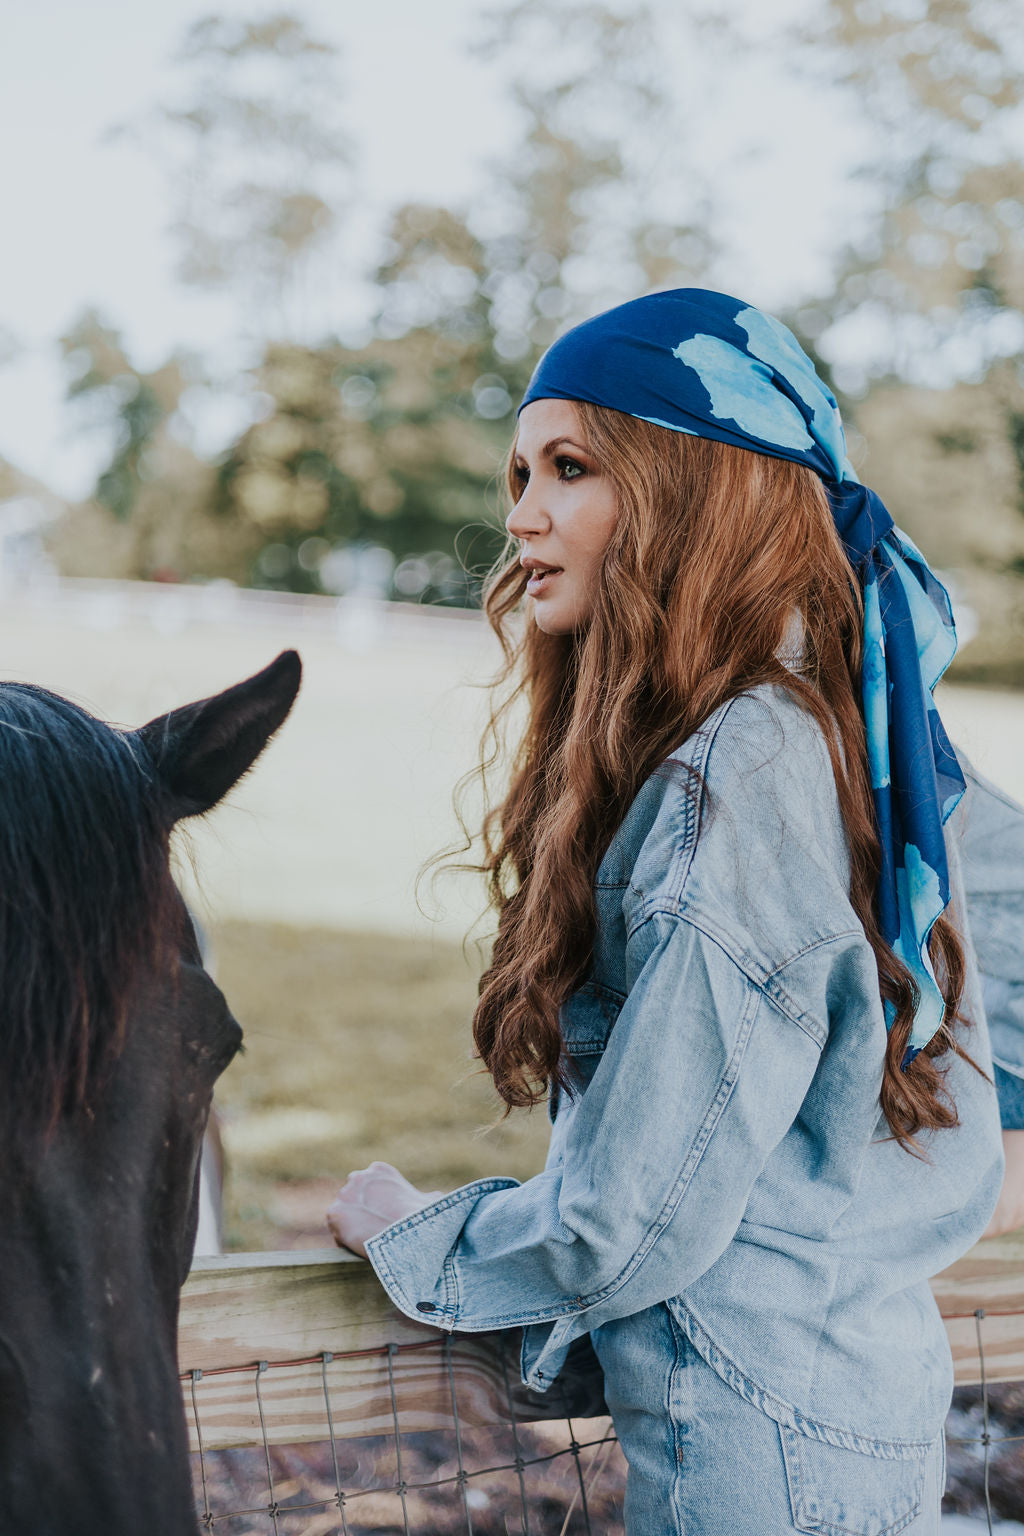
[505,484,549,539]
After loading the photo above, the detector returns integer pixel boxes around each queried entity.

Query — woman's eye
[557,457,585,481]
[512,462,529,488]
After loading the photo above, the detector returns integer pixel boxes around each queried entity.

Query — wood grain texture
[178,1249,429,1372]
[179,1238,1024,1451]
[930,1229,1024,1320]
[179,1250,575,1451]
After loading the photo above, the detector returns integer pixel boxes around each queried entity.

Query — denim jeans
[593,1300,945,1535]
[993,1063,1024,1131]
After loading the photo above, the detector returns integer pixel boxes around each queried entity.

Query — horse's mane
[0,684,180,1135]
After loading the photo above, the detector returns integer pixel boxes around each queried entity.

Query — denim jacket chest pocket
[558,980,625,1093]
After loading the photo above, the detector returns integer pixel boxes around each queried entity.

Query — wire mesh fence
[179,1246,1024,1534]
[182,1307,1024,1534]
[185,1332,624,1534]
[943,1309,1024,1531]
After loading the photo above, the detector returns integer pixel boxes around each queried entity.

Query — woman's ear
[134,650,302,824]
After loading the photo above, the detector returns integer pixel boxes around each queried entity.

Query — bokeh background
[2,0,1024,1247]
[5,5,1024,1523]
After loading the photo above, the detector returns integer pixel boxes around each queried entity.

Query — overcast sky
[0,0,872,498]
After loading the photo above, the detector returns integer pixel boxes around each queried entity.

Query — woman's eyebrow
[543,436,588,457]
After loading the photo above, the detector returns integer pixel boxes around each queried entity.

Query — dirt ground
[193,1421,628,1535]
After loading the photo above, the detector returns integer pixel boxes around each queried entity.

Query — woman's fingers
[325,1164,445,1256]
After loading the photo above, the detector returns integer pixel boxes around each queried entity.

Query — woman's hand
[326,1162,443,1258]
[982,1130,1024,1240]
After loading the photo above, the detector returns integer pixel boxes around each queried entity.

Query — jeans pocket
[778,1423,927,1536]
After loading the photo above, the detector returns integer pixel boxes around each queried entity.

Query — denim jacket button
[416,1301,438,1313]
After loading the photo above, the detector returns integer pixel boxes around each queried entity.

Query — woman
[327,289,1014,1533]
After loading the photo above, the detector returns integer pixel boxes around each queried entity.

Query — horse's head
[0,650,301,1535]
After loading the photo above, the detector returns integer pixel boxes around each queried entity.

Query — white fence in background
[4,574,488,653]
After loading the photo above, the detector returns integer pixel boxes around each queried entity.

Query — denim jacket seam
[663,702,737,905]
[574,978,627,1010]
[441,1247,461,1323]
[993,1053,1024,1083]
[444,981,762,1331]
[370,1178,523,1331]
[620,694,784,933]
[367,1241,459,1331]
[495,981,765,1327]
[560,980,626,1056]
[379,1177,521,1241]
[763,931,865,1047]
[663,691,809,909]
[623,903,832,1048]
[963,763,1021,817]
[764,928,865,977]
[619,701,735,918]
[673,1300,935,1457]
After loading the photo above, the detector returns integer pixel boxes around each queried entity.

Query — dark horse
[0,650,301,1535]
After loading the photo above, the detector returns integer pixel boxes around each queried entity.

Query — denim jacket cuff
[365,1177,521,1331]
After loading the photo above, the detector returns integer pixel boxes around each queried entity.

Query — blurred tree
[852,362,1024,679]
[470,0,719,359]
[256,0,723,604]
[214,1,727,602]
[62,313,184,525]
[54,311,249,582]
[55,4,731,603]
[113,12,352,336]
[214,321,505,601]
[345,204,517,592]
[59,12,360,586]
[812,0,1024,380]
[806,0,1024,680]
[0,326,19,369]
[212,341,361,594]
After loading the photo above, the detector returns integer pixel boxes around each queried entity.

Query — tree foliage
[471,0,716,356]
[75,1,723,601]
[814,0,1024,382]
[44,0,1024,674]
[114,12,353,334]
[55,313,239,582]
[797,0,1024,679]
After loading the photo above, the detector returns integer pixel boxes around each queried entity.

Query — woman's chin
[530,602,576,636]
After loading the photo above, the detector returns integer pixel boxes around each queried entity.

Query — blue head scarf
[520,287,964,1065]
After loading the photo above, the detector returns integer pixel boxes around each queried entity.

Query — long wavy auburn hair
[469,401,985,1155]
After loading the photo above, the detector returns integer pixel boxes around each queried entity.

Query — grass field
[209,919,549,1251]
[6,587,1022,944]
[4,586,1024,1254]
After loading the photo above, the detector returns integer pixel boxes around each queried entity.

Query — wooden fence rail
[178,1234,1024,1453]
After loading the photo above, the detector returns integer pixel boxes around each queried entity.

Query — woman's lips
[526,566,563,597]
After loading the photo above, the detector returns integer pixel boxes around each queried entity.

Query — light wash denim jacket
[367,686,1017,1450]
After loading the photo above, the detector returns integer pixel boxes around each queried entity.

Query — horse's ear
[136,650,302,822]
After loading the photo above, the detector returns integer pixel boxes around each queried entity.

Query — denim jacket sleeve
[365,691,877,1395]
[959,755,1024,1126]
[367,909,823,1339]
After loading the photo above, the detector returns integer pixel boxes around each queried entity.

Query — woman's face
[506,399,619,635]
